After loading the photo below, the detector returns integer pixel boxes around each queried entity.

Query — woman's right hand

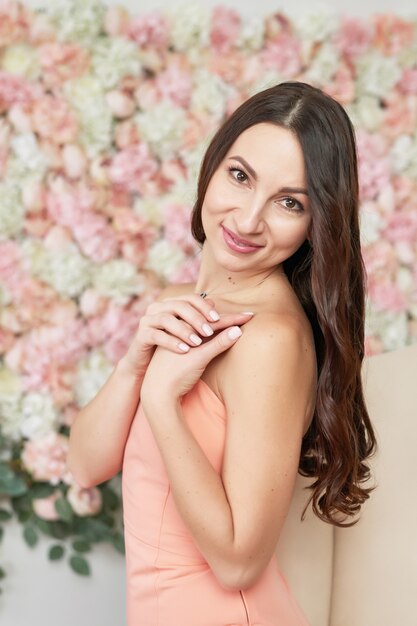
[120,293,254,378]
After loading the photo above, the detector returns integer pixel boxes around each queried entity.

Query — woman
[68,81,377,625]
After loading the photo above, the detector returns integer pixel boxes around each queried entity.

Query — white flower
[291,5,339,42]
[92,258,146,304]
[356,51,401,99]
[390,135,417,177]
[145,239,186,281]
[133,196,165,229]
[190,69,233,120]
[0,180,25,240]
[365,302,408,352]
[10,133,48,177]
[46,0,105,47]
[305,42,340,84]
[236,15,265,51]
[74,349,113,409]
[135,100,187,160]
[21,240,93,298]
[0,367,23,442]
[1,43,40,79]
[64,75,113,158]
[396,266,414,293]
[20,392,58,441]
[346,96,384,132]
[91,36,141,90]
[164,1,210,52]
[359,204,383,245]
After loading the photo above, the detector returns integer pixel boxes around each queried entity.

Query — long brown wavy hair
[189,81,377,527]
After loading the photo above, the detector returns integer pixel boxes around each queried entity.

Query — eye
[227,165,249,184]
[280,197,304,213]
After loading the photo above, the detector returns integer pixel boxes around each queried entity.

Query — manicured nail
[178,342,190,352]
[240,311,254,315]
[228,326,242,340]
[209,310,220,321]
[202,323,214,336]
[190,333,202,345]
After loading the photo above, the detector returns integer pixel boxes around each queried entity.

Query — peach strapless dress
[122,378,310,626]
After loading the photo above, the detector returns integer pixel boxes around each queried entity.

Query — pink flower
[210,6,241,54]
[127,12,169,48]
[67,484,102,516]
[382,210,417,244]
[208,50,246,85]
[32,491,61,521]
[38,42,90,88]
[108,142,159,195]
[163,202,196,253]
[323,63,355,105]
[155,61,193,109]
[334,16,373,60]
[397,68,417,95]
[79,288,108,317]
[361,240,398,278]
[0,0,30,47]
[260,33,302,77]
[373,14,415,56]
[21,432,69,486]
[368,278,408,312]
[46,177,95,227]
[106,89,136,119]
[170,254,200,284]
[32,95,78,143]
[356,130,391,201]
[104,5,130,37]
[381,93,417,139]
[62,143,87,179]
[72,211,119,263]
[0,71,39,113]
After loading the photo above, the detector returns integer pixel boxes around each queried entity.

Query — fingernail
[178,342,190,352]
[209,310,220,321]
[240,311,254,315]
[190,333,202,345]
[202,323,214,336]
[228,326,242,340]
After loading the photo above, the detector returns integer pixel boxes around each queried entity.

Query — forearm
[142,397,236,586]
[67,356,144,488]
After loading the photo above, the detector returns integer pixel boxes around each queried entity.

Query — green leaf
[72,539,91,553]
[0,470,27,497]
[0,509,12,522]
[101,486,119,510]
[49,520,71,540]
[49,544,65,560]
[111,532,125,555]
[30,483,56,499]
[0,526,3,542]
[0,566,5,579]
[23,525,38,547]
[34,518,53,535]
[55,497,74,523]
[69,555,90,576]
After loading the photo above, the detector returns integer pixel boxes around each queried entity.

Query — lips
[222,225,263,248]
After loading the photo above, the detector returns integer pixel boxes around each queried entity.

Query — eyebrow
[227,155,309,196]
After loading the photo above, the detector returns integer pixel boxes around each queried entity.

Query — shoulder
[154,282,196,302]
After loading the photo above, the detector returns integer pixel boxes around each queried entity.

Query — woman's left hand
[140,324,244,410]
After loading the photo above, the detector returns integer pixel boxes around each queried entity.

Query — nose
[234,199,266,236]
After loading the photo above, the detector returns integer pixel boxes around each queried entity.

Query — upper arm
[219,314,316,589]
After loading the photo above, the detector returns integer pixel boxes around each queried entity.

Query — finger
[198,325,243,362]
[143,327,195,354]
[145,312,205,348]
[147,300,218,338]
[160,293,220,322]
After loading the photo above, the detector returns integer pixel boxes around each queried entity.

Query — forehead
[225,122,306,180]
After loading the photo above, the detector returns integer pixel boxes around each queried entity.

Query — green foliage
[69,555,91,576]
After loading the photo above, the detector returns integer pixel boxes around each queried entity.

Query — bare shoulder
[154,282,196,301]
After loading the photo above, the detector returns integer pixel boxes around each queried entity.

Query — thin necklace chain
[197,266,282,299]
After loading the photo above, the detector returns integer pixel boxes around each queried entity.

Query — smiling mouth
[222,226,263,248]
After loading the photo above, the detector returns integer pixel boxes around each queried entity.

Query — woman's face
[201,122,312,273]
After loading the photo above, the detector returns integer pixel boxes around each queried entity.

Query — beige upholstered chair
[275,341,417,626]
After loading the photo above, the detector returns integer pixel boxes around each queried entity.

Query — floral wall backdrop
[0,0,416,590]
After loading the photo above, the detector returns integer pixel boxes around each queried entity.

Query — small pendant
[199,291,207,299]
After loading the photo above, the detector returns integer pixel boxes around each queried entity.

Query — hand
[140,323,249,411]
[120,292,254,378]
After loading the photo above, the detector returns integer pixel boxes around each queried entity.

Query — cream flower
[305,42,340,84]
[236,15,265,51]
[46,0,105,47]
[74,349,113,408]
[10,132,48,176]
[164,2,210,52]
[0,179,25,238]
[356,51,402,98]
[144,238,186,281]
[135,99,187,160]
[190,68,232,119]
[90,36,141,90]
[1,43,40,79]
[19,392,58,440]
[67,483,102,516]
[63,75,112,158]
[92,258,146,304]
